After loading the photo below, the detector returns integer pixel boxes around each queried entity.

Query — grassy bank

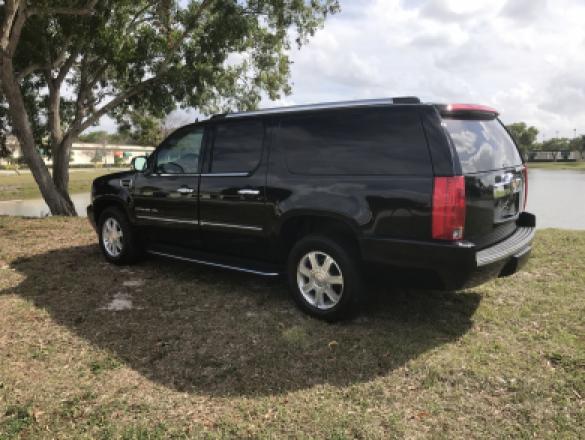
[0,217,583,439]
[0,169,126,201]
[528,161,585,170]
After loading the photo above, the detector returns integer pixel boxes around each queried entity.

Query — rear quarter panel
[265,115,434,241]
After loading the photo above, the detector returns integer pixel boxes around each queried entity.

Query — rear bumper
[360,212,536,290]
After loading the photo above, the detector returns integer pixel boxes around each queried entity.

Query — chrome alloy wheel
[297,251,344,310]
[102,217,124,258]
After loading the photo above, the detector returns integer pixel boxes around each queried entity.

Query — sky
[100,0,585,140]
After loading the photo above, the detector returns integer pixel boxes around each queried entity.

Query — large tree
[0,0,339,215]
[506,122,539,157]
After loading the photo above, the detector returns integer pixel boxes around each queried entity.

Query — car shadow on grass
[4,244,481,397]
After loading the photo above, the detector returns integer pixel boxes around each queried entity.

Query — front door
[132,124,205,249]
[198,118,270,260]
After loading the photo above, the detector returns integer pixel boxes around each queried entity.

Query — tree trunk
[52,134,76,212]
[0,55,77,216]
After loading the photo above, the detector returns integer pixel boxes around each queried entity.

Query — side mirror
[131,156,148,172]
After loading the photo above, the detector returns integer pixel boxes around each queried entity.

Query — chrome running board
[146,250,281,277]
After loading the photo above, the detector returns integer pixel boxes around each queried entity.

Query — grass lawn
[527,161,585,171]
[0,169,126,201]
[0,217,583,439]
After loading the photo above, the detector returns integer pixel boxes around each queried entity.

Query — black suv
[88,97,536,321]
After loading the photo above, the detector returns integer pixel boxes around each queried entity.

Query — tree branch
[16,50,70,81]
[6,3,28,56]
[77,76,161,133]
[56,50,78,85]
[29,0,100,17]
[0,0,20,52]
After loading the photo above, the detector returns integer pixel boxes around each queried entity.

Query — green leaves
[3,0,338,134]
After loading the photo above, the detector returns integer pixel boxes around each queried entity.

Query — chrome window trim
[147,250,279,276]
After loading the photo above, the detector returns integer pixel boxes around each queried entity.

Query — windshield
[443,118,523,173]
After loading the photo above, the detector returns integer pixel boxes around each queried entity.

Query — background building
[0,136,154,167]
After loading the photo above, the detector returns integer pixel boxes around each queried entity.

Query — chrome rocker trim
[146,250,280,277]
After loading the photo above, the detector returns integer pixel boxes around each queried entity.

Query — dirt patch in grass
[0,216,584,438]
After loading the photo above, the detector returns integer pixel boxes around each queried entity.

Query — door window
[155,127,204,174]
[279,108,432,176]
[210,120,264,173]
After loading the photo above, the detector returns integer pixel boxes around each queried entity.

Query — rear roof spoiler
[436,103,499,119]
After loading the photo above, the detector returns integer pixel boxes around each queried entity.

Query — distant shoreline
[527,162,585,171]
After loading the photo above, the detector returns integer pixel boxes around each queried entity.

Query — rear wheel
[98,207,141,265]
[287,235,363,321]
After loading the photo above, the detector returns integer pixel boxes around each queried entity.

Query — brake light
[441,103,499,118]
[432,176,466,241]
[522,165,528,211]
[447,103,498,113]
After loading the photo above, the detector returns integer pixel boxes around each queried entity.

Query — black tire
[287,234,364,322]
[97,206,142,265]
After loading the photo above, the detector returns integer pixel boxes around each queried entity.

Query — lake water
[525,169,585,230]
[0,169,584,229]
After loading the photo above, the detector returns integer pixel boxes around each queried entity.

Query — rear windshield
[443,118,522,173]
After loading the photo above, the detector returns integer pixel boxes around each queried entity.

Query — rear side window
[443,119,522,173]
[210,120,264,173]
[279,108,431,176]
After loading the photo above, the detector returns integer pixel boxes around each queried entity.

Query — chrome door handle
[177,187,195,194]
[238,189,260,196]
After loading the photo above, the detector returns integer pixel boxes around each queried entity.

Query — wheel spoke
[322,255,333,272]
[324,286,340,303]
[300,280,314,295]
[326,274,343,285]
[308,252,318,270]
[314,288,325,308]
[299,264,312,277]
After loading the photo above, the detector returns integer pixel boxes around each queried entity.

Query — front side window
[210,120,264,173]
[155,127,204,174]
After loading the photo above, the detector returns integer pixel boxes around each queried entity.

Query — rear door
[442,114,525,248]
[198,117,269,260]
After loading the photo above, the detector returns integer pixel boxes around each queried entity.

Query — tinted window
[279,108,431,176]
[155,127,203,174]
[443,119,522,173]
[211,120,264,173]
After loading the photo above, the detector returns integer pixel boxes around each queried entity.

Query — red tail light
[522,165,528,211]
[432,176,466,241]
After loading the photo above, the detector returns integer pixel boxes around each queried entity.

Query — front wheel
[287,235,364,321]
[98,207,141,265]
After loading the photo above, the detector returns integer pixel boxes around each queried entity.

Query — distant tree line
[506,122,585,158]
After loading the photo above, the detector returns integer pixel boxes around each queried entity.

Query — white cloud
[273,0,585,138]
[95,0,585,139]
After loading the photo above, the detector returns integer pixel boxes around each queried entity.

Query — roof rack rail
[222,96,421,119]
